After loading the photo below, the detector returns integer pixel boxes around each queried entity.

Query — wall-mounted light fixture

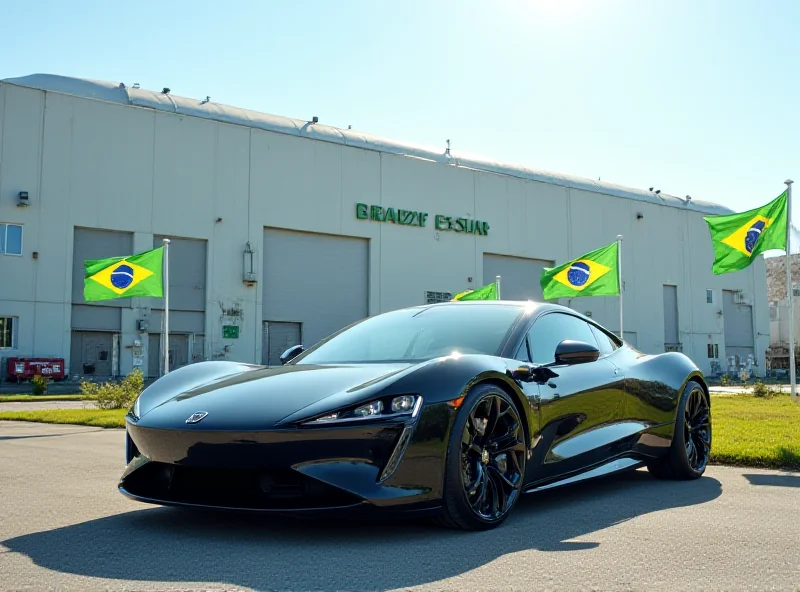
[18,191,29,207]
[243,242,257,284]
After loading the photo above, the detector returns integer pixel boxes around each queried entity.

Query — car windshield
[295,303,525,364]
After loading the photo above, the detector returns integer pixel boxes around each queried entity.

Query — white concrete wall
[769,298,800,348]
[0,82,769,377]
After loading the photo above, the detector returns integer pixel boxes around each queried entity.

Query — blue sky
[3,0,799,227]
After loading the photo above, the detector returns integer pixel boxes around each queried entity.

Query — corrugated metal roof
[1,73,733,215]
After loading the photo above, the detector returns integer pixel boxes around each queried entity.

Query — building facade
[766,254,800,373]
[0,74,769,380]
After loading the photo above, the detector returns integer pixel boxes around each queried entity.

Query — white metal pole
[496,275,501,300]
[163,238,170,376]
[617,235,623,341]
[785,180,796,403]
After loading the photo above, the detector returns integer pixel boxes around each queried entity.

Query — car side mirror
[279,344,305,365]
[554,340,600,365]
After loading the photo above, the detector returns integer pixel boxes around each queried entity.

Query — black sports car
[120,300,712,531]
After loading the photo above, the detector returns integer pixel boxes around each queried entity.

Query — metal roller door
[723,290,755,364]
[263,322,302,366]
[147,333,191,377]
[70,229,130,378]
[663,285,680,351]
[263,228,369,350]
[70,331,118,378]
[483,254,553,301]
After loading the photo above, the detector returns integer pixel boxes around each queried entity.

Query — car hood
[134,362,416,430]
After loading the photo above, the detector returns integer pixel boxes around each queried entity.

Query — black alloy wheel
[437,384,527,530]
[684,386,711,472]
[646,379,711,480]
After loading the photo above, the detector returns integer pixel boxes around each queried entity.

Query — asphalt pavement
[0,400,98,411]
[1,420,799,592]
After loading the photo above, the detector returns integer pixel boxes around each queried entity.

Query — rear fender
[618,349,708,450]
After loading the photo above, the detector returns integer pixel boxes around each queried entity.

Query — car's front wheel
[436,383,527,531]
[647,379,711,480]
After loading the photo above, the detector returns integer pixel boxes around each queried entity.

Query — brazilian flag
[540,241,620,300]
[83,246,164,302]
[452,281,499,301]
[703,190,787,275]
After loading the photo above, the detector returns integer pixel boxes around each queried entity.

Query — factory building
[0,74,769,380]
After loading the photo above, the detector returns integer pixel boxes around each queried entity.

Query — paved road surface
[2,420,799,592]
[0,400,98,412]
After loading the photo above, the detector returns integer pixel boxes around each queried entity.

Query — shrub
[81,369,145,410]
[32,375,49,396]
[720,374,731,386]
[752,381,776,398]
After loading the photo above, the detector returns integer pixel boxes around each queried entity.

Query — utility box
[5,358,66,382]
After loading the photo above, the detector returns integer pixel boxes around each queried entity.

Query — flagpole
[617,234,623,341]
[496,275,501,299]
[163,238,170,376]
[786,180,796,403]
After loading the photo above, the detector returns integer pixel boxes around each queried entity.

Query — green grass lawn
[709,393,800,470]
[0,408,126,428]
[0,393,798,471]
[0,394,85,403]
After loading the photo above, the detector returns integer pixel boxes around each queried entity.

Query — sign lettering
[356,203,489,236]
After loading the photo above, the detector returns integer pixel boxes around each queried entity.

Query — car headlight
[302,395,422,426]
[130,395,141,420]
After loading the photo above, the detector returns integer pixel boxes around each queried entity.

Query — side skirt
[522,456,645,494]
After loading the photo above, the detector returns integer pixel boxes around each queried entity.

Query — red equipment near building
[5,358,66,382]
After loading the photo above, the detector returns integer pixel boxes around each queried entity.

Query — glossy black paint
[120,300,709,519]
[555,340,600,364]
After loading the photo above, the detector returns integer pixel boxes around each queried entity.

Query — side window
[590,324,619,356]
[514,338,530,362]
[528,313,599,364]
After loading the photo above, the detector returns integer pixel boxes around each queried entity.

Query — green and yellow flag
[452,280,499,301]
[703,190,787,275]
[83,246,164,302]
[540,241,620,300]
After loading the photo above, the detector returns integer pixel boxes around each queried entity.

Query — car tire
[435,383,527,531]
[646,379,711,480]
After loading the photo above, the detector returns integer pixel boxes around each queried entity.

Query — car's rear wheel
[436,383,527,531]
[647,379,711,480]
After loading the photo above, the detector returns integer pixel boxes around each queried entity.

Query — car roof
[400,299,558,315]
[400,299,599,324]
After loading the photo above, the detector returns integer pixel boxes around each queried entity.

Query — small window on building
[0,223,23,256]
[707,343,719,359]
[0,317,17,349]
[425,291,453,304]
[706,289,713,304]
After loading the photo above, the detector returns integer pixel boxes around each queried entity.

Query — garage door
[148,333,191,377]
[663,285,680,350]
[483,254,553,302]
[263,321,302,366]
[70,331,118,378]
[263,228,369,349]
[723,290,754,364]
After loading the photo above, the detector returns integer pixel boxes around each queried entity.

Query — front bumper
[119,402,455,513]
